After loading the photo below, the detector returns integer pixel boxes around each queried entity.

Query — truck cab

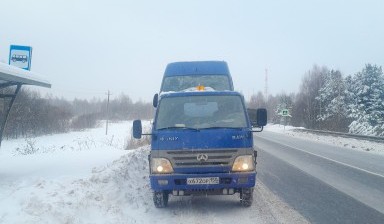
[134,86,267,207]
[153,61,234,107]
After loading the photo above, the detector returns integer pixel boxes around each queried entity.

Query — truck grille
[167,149,237,167]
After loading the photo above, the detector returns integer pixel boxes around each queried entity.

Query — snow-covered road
[257,125,384,223]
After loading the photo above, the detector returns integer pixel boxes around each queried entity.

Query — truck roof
[164,61,230,77]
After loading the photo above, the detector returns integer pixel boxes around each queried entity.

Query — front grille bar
[167,149,238,168]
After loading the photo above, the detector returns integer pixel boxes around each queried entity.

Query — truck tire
[240,187,254,207]
[153,191,169,208]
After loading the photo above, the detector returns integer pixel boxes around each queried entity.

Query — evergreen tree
[346,64,384,136]
[316,70,349,131]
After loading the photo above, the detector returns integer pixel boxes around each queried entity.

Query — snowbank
[265,124,384,155]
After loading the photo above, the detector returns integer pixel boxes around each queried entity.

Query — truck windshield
[161,75,231,92]
[156,95,247,130]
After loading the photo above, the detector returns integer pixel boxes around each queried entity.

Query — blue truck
[133,87,267,207]
[153,61,234,107]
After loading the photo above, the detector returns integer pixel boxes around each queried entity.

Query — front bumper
[150,171,256,192]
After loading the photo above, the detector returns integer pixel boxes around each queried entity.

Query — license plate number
[187,177,219,185]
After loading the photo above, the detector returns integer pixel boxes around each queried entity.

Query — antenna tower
[264,68,268,102]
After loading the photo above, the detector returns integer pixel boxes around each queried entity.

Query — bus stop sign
[9,45,32,71]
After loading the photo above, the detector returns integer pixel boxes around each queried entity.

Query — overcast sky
[1,0,383,102]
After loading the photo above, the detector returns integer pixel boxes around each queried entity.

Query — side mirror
[256,108,267,127]
[247,108,267,127]
[153,93,158,108]
[132,120,142,139]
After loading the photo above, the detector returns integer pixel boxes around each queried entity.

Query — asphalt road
[255,131,384,224]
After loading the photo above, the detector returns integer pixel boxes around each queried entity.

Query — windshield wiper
[199,126,244,130]
[157,126,200,131]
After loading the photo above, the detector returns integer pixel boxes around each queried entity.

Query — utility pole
[106,90,111,135]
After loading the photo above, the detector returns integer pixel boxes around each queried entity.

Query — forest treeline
[248,64,384,136]
[1,63,383,139]
[1,90,153,139]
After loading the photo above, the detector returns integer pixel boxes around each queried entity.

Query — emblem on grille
[197,154,209,162]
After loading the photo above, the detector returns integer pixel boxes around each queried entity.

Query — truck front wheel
[153,191,169,208]
[240,188,254,207]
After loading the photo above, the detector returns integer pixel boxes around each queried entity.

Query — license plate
[187,177,219,185]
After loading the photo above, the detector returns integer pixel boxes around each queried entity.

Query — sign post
[281,109,291,131]
[9,45,32,71]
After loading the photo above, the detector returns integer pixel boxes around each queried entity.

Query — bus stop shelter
[0,62,51,145]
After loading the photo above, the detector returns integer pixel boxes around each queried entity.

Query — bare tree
[292,65,328,129]
[248,91,266,109]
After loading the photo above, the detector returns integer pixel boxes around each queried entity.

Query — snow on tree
[316,70,349,132]
[346,64,384,136]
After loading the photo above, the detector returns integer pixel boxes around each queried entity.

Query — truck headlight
[151,158,174,174]
[232,155,254,172]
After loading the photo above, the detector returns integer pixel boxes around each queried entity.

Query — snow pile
[265,124,384,154]
[28,148,149,223]
[0,146,151,224]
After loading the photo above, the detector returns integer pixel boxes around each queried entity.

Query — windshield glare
[161,75,231,92]
[156,95,247,129]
